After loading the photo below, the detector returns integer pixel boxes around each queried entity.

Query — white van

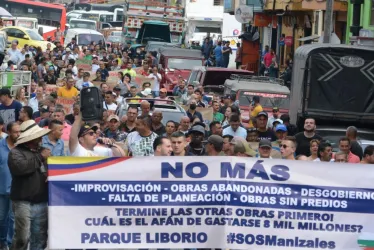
[64,29,105,48]
[69,18,97,31]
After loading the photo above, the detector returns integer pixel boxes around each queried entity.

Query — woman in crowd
[308,139,320,161]
[15,87,28,106]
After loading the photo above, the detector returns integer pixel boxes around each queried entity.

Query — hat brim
[15,128,51,145]
[79,125,98,137]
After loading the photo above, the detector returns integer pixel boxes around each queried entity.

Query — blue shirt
[42,135,65,156]
[100,69,109,81]
[0,138,12,194]
[0,100,22,130]
[214,45,223,60]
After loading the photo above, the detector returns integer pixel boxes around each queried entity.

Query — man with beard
[267,107,280,128]
[186,125,206,156]
[120,106,137,133]
[295,118,323,156]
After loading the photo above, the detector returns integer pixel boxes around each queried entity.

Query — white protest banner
[56,97,75,114]
[48,157,373,249]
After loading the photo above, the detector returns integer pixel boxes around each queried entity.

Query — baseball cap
[160,88,167,93]
[65,48,71,52]
[78,124,98,138]
[257,111,268,118]
[40,105,50,113]
[0,88,11,97]
[107,115,120,122]
[223,94,231,99]
[273,107,279,112]
[259,139,272,148]
[203,135,223,147]
[275,124,287,132]
[272,119,283,125]
[230,137,256,157]
[189,125,205,135]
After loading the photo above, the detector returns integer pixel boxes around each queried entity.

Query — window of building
[213,0,223,6]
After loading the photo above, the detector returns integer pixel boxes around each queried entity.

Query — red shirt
[348,151,360,163]
[263,53,275,68]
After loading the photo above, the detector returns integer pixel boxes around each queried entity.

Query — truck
[289,44,374,147]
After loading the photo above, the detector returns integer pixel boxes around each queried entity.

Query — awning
[298,35,320,42]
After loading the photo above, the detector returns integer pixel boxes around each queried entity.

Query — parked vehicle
[187,67,254,94]
[157,47,204,93]
[69,18,97,31]
[0,26,55,51]
[224,75,290,126]
[290,44,374,133]
[145,41,182,52]
[136,21,172,45]
[64,28,105,48]
[116,98,187,125]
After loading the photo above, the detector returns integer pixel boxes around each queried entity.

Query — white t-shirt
[125,131,158,156]
[71,143,113,157]
[103,102,118,111]
[148,73,162,92]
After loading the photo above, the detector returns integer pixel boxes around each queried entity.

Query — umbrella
[0,7,12,17]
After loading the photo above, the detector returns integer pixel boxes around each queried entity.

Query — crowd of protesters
[0,37,373,250]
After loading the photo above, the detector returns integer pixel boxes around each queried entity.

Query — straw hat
[16,120,51,145]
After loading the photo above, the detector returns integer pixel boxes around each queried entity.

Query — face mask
[190,104,196,110]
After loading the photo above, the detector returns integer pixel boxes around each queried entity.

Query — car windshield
[25,30,43,41]
[78,34,104,46]
[70,21,96,30]
[238,91,290,109]
[168,58,201,70]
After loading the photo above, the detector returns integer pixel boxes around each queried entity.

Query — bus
[0,0,67,42]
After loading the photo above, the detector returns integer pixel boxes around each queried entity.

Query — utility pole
[121,0,129,48]
[323,0,334,43]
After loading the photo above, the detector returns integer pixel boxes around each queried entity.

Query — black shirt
[350,140,363,160]
[185,145,206,156]
[152,124,166,136]
[258,129,277,142]
[120,122,136,133]
[295,132,323,157]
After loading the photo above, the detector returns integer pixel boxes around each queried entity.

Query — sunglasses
[84,131,95,136]
[279,144,290,149]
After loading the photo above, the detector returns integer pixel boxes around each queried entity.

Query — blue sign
[278,38,285,46]
[204,18,212,21]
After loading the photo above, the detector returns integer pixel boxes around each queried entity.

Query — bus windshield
[70,20,96,30]
[78,34,104,46]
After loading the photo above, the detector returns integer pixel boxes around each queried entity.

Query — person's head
[127,106,138,122]
[363,145,374,164]
[130,86,137,96]
[78,124,98,150]
[73,103,80,116]
[210,121,223,136]
[142,82,151,90]
[346,126,358,140]
[135,115,152,135]
[304,118,316,133]
[223,95,231,106]
[310,139,320,156]
[205,135,223,155]
[153,136,172,156]
[171,131,187,155]
[231,137,256,157]
[178,80,185,89]
[140,100,151,115]
[270,48,275,55]
[194,89,202,101]
[107,115,120,132]
[15,87,25,101]
[256,112,268,130]
[7,122,21,143]
[151,111,163,124]
[31,81,37,92]
[48,119,64,140]
[180,116,190,131]
[83,72,90,83]
[189,125,205,147]
[212,101,220,113]
[159,88,167,98]
[127,62,132,70]
[113,86,121,97]
[338,137,351,154]
[19,106,33,122]
[272,107,280,118]
[187,84,194,95]
[258,139,272,158]
[246,128,258,142]
[66,77,75,89]
[101,83,109,93]
[105,91,115,104]
[53,109,65,123]
[236,42,241,48]
[100,61,105,69]
[78,68,84,78]
[275,124,288,140]
[280,136,297,159]
[334,151,348,163]
[0,88,12,103]
[280,113,290,125]
[189,98,197,111]
[317,142,333,162]
[165,121,176,135]
[229,113,241,131]
[296,155,309,161]
[223,135,234,155]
